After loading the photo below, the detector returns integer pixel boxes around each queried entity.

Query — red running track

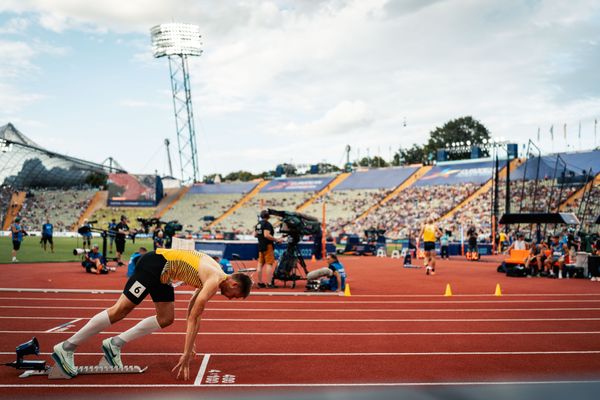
[1,256,600,397]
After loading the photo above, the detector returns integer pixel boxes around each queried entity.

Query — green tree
[393,144,426,165]
[223,170,257,182]
[425,116,491,160]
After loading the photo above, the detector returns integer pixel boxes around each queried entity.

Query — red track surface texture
[1,256,600,397]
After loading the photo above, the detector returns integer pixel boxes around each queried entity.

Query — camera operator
[107,218,117,253]
[254,210,283,289]
[115,215,130,266]
[82,244,109,274]
[154,230,165,250]
[80,219,93,249]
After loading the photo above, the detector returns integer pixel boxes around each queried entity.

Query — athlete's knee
[157,314,174,327]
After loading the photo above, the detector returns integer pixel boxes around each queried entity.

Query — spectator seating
[163,193,242,232]
[88,207,156,231]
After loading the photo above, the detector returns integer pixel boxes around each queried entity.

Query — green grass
[0,236,154,264]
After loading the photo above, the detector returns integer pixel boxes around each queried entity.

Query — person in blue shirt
[41,219,54,253]
[127,247,148,277]
[82,245,108,274]
[322,253,347,292]
[10,216,27,263]
[80,219,93,249]
[439,231,450,259]
[214,256,234,274]
[108,219,117,253]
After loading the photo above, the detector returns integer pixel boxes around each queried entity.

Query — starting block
[376,248,386,257]
[4,337,147,380]
[390,250,400,259]
[21,357,147,379]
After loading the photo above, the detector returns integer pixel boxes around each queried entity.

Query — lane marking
[2,288,600,298]
[4,296,600,305]
[4,316,600,322]
[1,379,600,388]
[2,350,600,356]
[44,318,82,333]
[194,354,211,386]
[2,330,600,336]
[3,305,600,312]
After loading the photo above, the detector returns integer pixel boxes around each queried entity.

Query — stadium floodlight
[466,140,471,146]
[151,23,203,183]
[482,138,488,144]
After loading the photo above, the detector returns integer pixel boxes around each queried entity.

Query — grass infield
[0,236,153,264]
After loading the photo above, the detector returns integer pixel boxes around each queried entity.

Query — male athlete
[419,218,442,275]
[52,249,252,380]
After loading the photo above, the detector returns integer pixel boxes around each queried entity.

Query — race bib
[129,281,146,298]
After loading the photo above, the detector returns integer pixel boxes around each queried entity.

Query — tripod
[272,234,309,288]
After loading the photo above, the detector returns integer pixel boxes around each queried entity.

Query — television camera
[267,209,321,288]
[137,217,183,247]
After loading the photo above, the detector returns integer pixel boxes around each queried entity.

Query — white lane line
[2,288,600,298]
[194,354,211,386]
[3,305,600,312]
[44,318,82,333]
[1,379,600,388]
[4,296,600,304]
[2,330,600,336]
[4,316,600,322]
[1,351,600,356]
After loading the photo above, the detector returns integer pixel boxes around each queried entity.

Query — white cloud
[2,0,600,175]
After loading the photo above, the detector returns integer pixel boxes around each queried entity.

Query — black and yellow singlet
[156,249,226,289]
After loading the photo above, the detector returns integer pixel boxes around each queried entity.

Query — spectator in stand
[154,230,165,250]
[82,244,108,274]
[41,219,54,253]
[115,215,131,266]
[254,210,283,288]
[498,230,508,253]
[10,216,27,263]
[108,218,117,253]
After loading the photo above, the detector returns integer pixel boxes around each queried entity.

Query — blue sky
[1,0,600,180]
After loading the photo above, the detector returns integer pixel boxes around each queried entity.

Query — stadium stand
[213,177,334,235]
[163,182,258,232]
[88,207,156,231]
[19,188,97,232]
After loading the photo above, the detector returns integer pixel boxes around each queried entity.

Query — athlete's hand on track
[172,353,193,380]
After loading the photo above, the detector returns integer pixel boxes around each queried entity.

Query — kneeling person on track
[320,254,347,292]
[81,244,108,274]
[52,249,253,380]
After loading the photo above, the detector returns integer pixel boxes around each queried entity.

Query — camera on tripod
[267,209,321,288]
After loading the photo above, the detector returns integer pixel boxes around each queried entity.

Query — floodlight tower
[151,23,202,183]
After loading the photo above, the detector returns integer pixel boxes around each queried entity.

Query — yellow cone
[444,283,453,297]
[344,283,351,297]
[494,283,502,296]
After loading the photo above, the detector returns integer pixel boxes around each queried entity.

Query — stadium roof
[0,123,125,189]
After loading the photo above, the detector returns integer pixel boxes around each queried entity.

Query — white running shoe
[426,266,431,275]
[52,342,77,377]
[102,337,123,368]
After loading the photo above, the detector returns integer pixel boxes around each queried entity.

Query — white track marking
[4,316,600,322]
[2,330,600,336]
[2,287,600,298]
[2,351,600,356]
[3,305,600,312]
[1,379,600,388]
[4,296,600,304]
[194,354,211,386]
[44,318,81,333]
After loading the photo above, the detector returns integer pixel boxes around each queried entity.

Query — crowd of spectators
[0,186,16,226]
[163,193,241,233]
[19,188,96,231]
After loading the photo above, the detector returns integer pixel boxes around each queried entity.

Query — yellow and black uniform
[423,224,437,252]
[123,249,226,305]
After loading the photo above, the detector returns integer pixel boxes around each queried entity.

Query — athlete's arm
[172,276,219,380]
[187,289,201,318]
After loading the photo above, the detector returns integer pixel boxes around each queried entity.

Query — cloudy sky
[1,0,599,179]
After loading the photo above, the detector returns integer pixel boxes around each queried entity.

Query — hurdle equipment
[376,248,387,257]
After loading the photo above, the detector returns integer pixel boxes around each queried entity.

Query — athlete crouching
[51,249,252,380]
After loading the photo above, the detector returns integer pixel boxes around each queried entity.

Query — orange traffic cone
[311,255,317,263]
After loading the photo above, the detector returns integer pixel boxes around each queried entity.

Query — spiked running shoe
[102,337,123,368]
[52,342,78,377]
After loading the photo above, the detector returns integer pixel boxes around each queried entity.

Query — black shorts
[122,251,174,305]
[41,235,53,244]
[424,241,436,251]
[115,239,126,253]
[12,241,21,251]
